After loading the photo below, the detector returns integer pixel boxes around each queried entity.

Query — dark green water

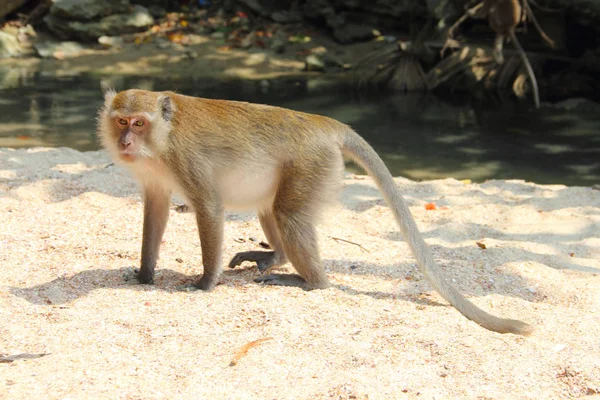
[1,72,599,186]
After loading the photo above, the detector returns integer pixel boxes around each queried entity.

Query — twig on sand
[329,236,371,253]
[229,337,274,367]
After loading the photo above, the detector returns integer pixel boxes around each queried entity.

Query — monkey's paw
[228,250,277,272]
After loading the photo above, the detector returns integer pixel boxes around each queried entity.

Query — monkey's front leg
[193,203,225,291]
[138,185,171,284]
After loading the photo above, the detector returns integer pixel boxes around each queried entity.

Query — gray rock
[50,0,131,21]
[33,40,86,58]
[45,5,154,41]
[98,35,125,48]
[0,31,22,58]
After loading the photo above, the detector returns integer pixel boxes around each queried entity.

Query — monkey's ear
[102,88,117,109]
[157,94,175,122]
[100,80,113,96]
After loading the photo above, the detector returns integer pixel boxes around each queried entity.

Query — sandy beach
[0,146,599,399]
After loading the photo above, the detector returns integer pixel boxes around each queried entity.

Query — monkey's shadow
[8,264,452,308]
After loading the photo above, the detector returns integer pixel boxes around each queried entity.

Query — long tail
[342,129,533,335]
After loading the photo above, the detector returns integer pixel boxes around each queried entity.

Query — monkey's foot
[194,273,218,291]
[135,268,154,284]
[228,251,278,272]
[254,273,308,288]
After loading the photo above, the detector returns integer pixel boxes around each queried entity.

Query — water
[1,71,599,186]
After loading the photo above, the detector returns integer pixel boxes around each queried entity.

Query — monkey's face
[110,115,152,163]
[98,89,174,166]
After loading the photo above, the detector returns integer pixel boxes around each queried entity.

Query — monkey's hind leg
[228,211,287,272]
[254,166,333,290]
[253,211,328,289]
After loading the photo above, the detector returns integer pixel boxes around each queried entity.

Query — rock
[305,54,325,71]
[305,51,345,72]
[0,31,22,58]
[303,0,335,19]
[0,0,29,20]
[93,4,154,34]
[45,5,154,41]
[50,0,130,21]
[17,24,37,44]
[33,40,86,58]
[98,35,125,48]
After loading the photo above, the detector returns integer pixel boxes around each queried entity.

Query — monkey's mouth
[120,152,136,162]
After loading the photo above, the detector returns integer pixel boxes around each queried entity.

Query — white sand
[1,147,599,399]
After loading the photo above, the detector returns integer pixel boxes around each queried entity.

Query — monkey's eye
[133,120,144,127]
[118,118,128,126]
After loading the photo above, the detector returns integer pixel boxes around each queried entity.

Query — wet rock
[45,5,154,41]
[50,0,130,21]
[0,31,22,58]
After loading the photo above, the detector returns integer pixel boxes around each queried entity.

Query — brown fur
[97,89,533,335]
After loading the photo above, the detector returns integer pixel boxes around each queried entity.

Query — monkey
[482,0,540,108]
[97,89,533,336]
